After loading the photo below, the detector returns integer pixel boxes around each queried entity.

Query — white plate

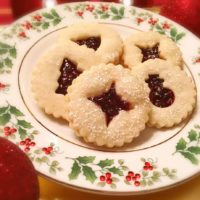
[0,2,200,195]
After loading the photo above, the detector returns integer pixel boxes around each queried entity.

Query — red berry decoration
[105,172,112,179]
[10,128,17,134]
[20,141,25,145]
[149,166,153,170]
[47,146,53,152]
[135,173,141,179]
[134,181,141,187]
[42,147,47,152]
[30,142,36,147]
[126,175,131,181]
[42,146,53,155]
[106,178,112,184]
[19,138,35,152]
[4,126,10,132]
[131,176,136,181]
[143,166,149,170]
[145,162,151,167]
[0,137,39,200]
[128,171,134,177]
[100,175,106,181]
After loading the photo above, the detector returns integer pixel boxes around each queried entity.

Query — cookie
[132,59,196,128]
[123,31,183,69]
[59,22,123,64]
[65,63,150,147]
[31,42,102,119]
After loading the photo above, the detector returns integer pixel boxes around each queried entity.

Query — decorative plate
[0,2,200,195]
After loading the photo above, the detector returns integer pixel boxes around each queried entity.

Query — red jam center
[141,44,160,62]
[88,83,131,125]
[55,58,82,95]
[145,74,175,108]
[75,37,101,51]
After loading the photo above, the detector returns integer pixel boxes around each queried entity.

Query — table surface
[0,1,200,199]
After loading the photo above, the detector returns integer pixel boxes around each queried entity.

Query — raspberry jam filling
[75,37,101,51]
[145,74,175,108]
[55,58,81,95]
[141,44,160,62]
[88,83,131,125]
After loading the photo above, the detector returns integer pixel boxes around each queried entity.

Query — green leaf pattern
[174,126,200,165]
[0,104,63,174]
[0,42,16,73]
[67,156,176,188]
[64,3,185,42]
[2,9,62,40]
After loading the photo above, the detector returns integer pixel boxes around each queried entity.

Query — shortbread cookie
[132,59,196,128]
[123,31,183,69]
[31,42,102,119]
[59,22,123,64]
[65,64,150,147]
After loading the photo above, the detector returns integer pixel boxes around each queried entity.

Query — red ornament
[0,137,39,200]
[161,0,200,37]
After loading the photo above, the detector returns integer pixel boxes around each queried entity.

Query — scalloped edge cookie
[132,59,196,128]
[65,63,150,147]
[123,31,183,69]
[58,22,123,64]
[31,42,102,119]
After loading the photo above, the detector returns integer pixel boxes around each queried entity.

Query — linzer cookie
[123,31,183,69]
[65,64,150,147]
[31,42,102,119]
[132,59,196,128]
[59,22,123,64]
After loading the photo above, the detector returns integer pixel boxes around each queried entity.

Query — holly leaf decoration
[176,33,185,41]
[0,113,11,125]
[188,130,197,142]
[9,47,17,58]
[170,27,177,37]
[76,156,95,164]
[162,168,170,175]
[155,24,162,30]
[151,171,161,182]
[119,7,125,17]
[180,151,199,165]
[97,182,106,187]
[111,183,117,189]
[53,18,61,26]
[51,161,59,167]
[112,16,122,20]
[17,120,33,129]
[97,159,114,168]
[100,13,110,19]
[110,6,118,15]
[49,167,56,175]
[140,179,147,186]
[176,138,187,151]
[0,106,8,115]
[18,127,27,140]
[82,165,97,183]
[4,58,12,68]
[0,49,8,55]
[51,9,59,18]
[187,146,200,154]
[0,42,11,49]
[142,170,148,177]
[42,12,54,19]
[68,161,81,180]
[107,167,123,176]
[9,106,24,116]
